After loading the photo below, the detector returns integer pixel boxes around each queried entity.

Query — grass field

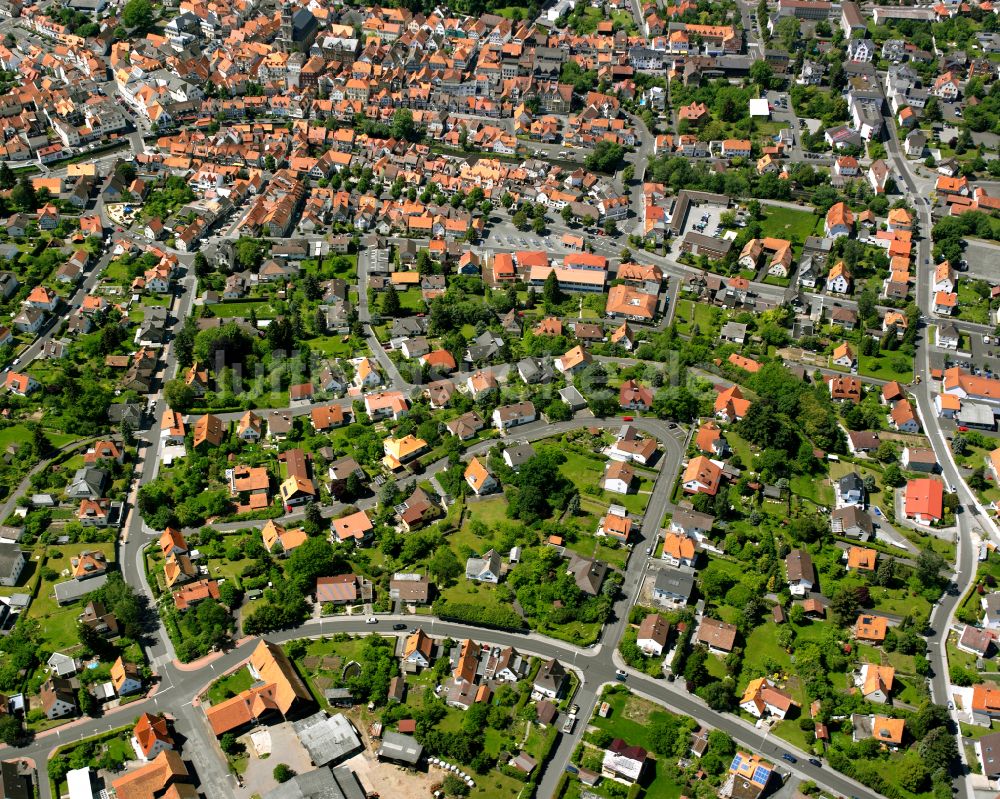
[397,289,426,313]
[305,335,356,357]
[759,206,822,244]
[789,473,834,506]
[0,425,74,450]
[957,282,991,325]
[206,666,253,705]
[465,497,510,528]
[211,301,276,318]
[494,4,529,17]
[589,690,681,753]
[859,354,914,383]
[673,299,719,336]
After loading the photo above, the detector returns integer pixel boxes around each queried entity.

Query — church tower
[278,1,295,53]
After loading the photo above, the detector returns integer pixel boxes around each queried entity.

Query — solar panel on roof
[753,766,770,784]
[731,755,743,771]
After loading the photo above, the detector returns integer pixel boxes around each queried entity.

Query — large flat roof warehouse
[749,98,771,118]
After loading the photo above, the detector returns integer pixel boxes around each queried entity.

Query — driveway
[237,722,313,799]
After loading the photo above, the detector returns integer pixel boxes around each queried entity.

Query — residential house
[903,478,944,524]
[637,613,670,656]
[466,549,502,583]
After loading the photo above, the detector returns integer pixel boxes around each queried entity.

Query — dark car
[392,623,407,630]
[781,754,798,764]
[808,758,822,768]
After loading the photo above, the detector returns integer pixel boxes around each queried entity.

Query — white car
[366,617,378,624]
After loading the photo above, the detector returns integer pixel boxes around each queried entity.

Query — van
[827,454,840,462]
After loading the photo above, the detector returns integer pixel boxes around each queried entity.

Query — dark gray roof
[503,443,536,467]
[292,712,363,767]
[654,568,695,599]
[839,472,864,493]
[0,543,22,577]
[378,731,423,765]
[54,573,107,603]
[263,768,346,799]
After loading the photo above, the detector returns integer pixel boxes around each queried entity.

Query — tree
[220,733,243,755]
[584,140,625,174]
[875,557,895,587]
[919,727,958,773]
[391,109,419,142]
[10,176,37,212]
[749,60,774,91]
[544,399,572,422]
[916,550,946,587]
[532,215,546,235]
[428,545,462,585]
[561,204,574,224]
[512,208,528,229]
[163,379,196,412]
[542,270,563,306]
[0,162,14,190]
[829,585,861,626]
[684,645,709,687]
[235,237,267,270]
[78,686,97,717]
[775,16,800,51]
[699,681,736,712]
[0,715,23,746]
[442,774,470,797]
[273,764,295,783]
[193,252,211,278]
[381,284,401,317]
[121,0,153,28]
[883,463,905,487]
[911,702,950,740]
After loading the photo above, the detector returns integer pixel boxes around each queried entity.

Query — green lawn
[465,497,510,528]
[957,282,991,325]
[673,299,719,336]
[207,667,254,704]
[103,260,134,284]
[439,579,508,613]
[772,719,814,751]
[789,473,834,506]
[494,5,529,18]
[758,207,822,244]
[397,289,425,313]
[210,301,275,318]
[305,335,356,357]
[0,424,77,449]
[588,690,681,753]
[302,254,358,280]
[858,354,914,383]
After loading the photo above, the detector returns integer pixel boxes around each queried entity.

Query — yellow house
[382,435,428,470]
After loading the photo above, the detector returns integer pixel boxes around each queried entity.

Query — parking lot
[687,203,729,239]
[235,722,315,799]
[959,238,1000,284]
